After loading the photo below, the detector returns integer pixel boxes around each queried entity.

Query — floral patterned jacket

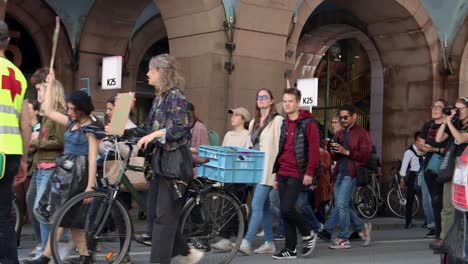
[143,87,192,151]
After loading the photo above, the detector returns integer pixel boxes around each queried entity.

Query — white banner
[102,56,122,89]
[297,78,318,107]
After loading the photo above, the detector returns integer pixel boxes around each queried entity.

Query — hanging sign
[297,78,318,107]
[102,56,122,89]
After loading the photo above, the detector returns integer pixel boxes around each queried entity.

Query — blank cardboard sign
[107,93,133,135]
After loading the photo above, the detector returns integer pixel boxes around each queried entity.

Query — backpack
[299,118,323,180]
[208,129,221,146]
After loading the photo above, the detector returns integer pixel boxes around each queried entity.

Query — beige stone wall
[2,0,467,179]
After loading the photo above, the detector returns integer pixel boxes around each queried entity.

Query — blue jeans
[269,189,284,235]
[335,174,364,240]
[420,170,435,229]
[296,192,321,231]
[244,184,273,243]
[34,169,54,249]
[325,206,362,234]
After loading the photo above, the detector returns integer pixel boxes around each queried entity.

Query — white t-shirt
[222,129,252,148]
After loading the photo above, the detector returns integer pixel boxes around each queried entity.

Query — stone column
[156,0,296,135]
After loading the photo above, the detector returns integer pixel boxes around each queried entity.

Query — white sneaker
[329,238,351,249]
[210,238,233,252]
[58,241,76,259]
[359,222,372,247]
[256,230,264,237]
[238,239,252,255]
[179,247,204,264]
[254,242,276,254]
[318,223,324,232]
[29,244,42,257]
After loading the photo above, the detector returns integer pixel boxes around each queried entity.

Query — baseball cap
[228,107,251,122]
[0,21,8,41]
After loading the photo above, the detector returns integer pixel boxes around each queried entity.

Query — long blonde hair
[148,54,184,95]
[41,80,66,115]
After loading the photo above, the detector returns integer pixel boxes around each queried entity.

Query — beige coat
[249,115,284,187]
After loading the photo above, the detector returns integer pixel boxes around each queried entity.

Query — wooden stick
[49,16,60,70]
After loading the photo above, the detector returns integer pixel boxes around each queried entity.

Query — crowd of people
[0,17,467,264]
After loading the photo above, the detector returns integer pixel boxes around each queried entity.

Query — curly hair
[148,54,184,95]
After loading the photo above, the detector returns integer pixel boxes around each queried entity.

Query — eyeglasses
[457,106,467,111]
[339,115,350,120]
[331,121,340,124]
[431,105,443,110]
[256,95,271,101]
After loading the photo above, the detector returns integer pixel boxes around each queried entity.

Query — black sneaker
[404,223,412,229]
[23,255,51,264]
[318,230,331,241]
[135,233,152,246]
[272,248,297,260]
[425,229,436,238]
[302,231,317,256]
[348,231,361,240]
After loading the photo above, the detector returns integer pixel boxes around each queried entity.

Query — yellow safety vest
[0,56,27,155]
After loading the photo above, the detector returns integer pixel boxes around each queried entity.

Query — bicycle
[12,194,23,247]
[48,137,244,264]
[386,166,420,218]
[354,170,389,219]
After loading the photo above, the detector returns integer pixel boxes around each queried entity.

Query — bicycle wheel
[181,190,245,264]
[412,195,420,217]
[354,186,378,219]
[387,187,406,218]
[50,191,133,264]
[12,197,23,245]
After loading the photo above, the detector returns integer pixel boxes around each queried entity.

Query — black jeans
[0,155,20,264]
[150,176,189,264]
[277,175,311,250]
[425,170,443,238]
[405,171,417,225]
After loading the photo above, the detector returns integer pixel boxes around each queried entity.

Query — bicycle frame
[392,170,406,204]
[89,138,148,238]
[105,138,146,211]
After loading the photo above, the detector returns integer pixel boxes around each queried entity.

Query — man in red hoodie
[272,88,319,260]
[328,104,372,249]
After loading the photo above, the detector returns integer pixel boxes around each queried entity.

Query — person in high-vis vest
[0,20,30,264]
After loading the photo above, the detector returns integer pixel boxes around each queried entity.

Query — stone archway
[5,0,73,89]
[288,0,441,172]
[77,0,151,108]
[461,42,468,96]
[122,16,167,95]
[296,24,384,153]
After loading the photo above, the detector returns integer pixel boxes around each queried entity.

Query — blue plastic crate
[197,146,264,183]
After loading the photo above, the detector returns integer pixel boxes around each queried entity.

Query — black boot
[64,255,93,264]
[23,255,51,264]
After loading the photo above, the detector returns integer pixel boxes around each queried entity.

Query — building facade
[1,0,467,181]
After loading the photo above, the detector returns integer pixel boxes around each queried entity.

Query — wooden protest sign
[50,17,60,70]
[107,93,134,135]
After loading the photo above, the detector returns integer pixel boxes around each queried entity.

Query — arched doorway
[295,24,384,152]
[133,37,169,124]
[290,0,439,176]
[4,15,42,99]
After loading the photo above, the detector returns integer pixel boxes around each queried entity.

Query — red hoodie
[277,110,320,178]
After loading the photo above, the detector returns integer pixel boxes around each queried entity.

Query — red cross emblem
[2,67,22,102]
